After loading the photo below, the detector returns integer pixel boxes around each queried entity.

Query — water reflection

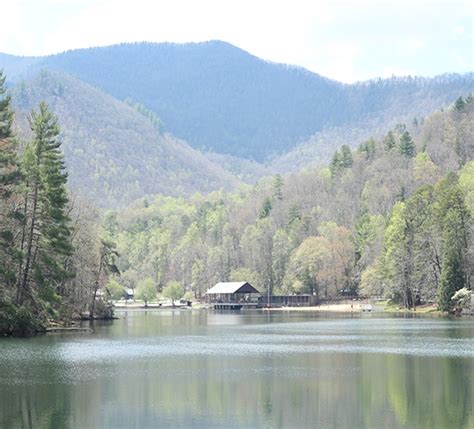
[0,311,473,428]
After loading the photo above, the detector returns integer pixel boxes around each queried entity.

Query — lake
[0,310,473,428]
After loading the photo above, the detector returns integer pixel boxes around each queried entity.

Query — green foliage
[258,197,273,219]
[399,131,416,157]
[383,131,397,151]
[459,161,474,214]
[0,302,46,336]
[162,281,184,306]
[330,144,353,176]
[358,137,376,160]
[438,207,468,311]
[106,278,124,300]
[0,70,13,138]
[0,70,20,291]
[454,96,466,111]
[0,79,112,334]
[101,93,473,312]
[135,278,157,306]
[272,174,284,201]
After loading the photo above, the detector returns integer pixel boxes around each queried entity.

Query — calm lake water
[0,310,473,429]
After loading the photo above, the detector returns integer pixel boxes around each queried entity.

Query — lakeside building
[206,282,260,309]
[259,294,318,307]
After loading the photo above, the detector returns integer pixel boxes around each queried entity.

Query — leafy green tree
[286,236,325,298]
[459,161,474,215]
[136,277,156,307]
[162,280,184,307]
[106,278,124,300]
[383,130,397,151]
[383,201,416,307]
[399,131,416,157]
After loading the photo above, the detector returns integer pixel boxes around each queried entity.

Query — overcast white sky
[1,0,473,82]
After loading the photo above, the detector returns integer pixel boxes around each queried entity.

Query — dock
[213,302,261,310]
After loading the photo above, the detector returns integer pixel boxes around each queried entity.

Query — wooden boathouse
[206,282,260,310]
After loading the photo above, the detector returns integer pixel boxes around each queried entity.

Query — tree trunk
[18,184,39,305]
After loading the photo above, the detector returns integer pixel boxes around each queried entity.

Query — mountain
[2,41,473,161]
[11,70,240,207]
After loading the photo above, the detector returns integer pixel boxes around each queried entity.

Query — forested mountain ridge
[2,41,473,161]
[10,70,240,206]
[108,95,473,311]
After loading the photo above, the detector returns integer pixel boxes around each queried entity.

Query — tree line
[0,72,116,335]
[108,95,473,312]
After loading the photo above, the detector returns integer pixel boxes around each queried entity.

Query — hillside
[2,41,473,161]
[11,70,240,206]
[109,95,474,309]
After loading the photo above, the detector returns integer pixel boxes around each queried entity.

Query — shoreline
[113,301,442,314]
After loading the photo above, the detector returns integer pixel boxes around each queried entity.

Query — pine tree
[0,71,20,291]
[438,209,465,311]
[399,131,416,157]
[435,176,471,311]
[340,145,353,168]
[383,131,397,151]
[17,102,73,307]
[330,150,341,177]
[259,197,273,219]
[454,96,465,112]
[0,70,17,199]
[358,138,376,160]
[272,174,284,201]
[330,145,352,177]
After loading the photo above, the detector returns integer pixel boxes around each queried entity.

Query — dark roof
[206,282,260,294]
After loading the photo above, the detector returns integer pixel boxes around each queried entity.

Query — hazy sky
[2,0,473,82]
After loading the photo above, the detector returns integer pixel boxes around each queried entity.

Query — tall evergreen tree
[438,208,466,311]
[17,102,73,307]
[454,96,465,112]
[340,145,353,168]
[272,174,284,201]
[435,176,471,310]
[330,145,352,176]
[0,71,20,291]
[399,131,416,157]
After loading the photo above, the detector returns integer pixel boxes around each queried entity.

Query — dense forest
[106,95,473,312]
[0,72,116,335]
[2,41,473,160]
[1,60,473,335]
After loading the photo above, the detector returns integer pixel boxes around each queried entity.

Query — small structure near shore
[259,294,318,307]
[206,282,260,310]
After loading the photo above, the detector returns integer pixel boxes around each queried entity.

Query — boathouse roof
[206,282,259,294]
